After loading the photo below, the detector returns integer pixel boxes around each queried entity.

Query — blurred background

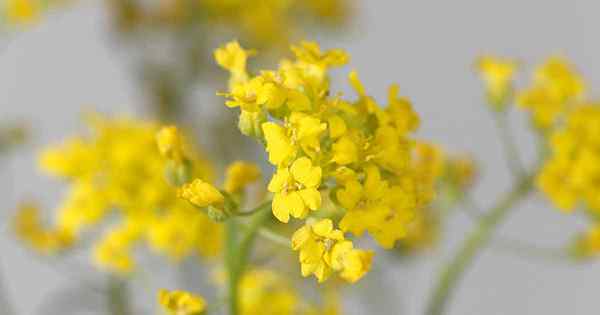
[2,1,600,314]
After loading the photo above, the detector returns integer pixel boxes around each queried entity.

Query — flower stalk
[426,173,534,315]
[225,201,273,315]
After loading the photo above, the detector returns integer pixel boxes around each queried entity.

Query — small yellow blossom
[156,126,186,162]
[158,289,206,315]
[239,269,298,315]
[6,0,40,24]
[178,179,224,208]
[262,112,327,167]
[292,219,372,283]
[224,161,261,194]
[268,157,322,223]
[214,40,255,86]
[475,55,518,109]
[13,203,74,254]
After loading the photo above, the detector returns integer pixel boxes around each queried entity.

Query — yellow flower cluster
[215,40,438,282]
[399,142,477,252]
[158,289,206,315]
[3,0,40,24]
[292,219,372,283]
[238,269,340,315]
[538,104,600,212]
[14,115,222,274]
[517,57,586,129]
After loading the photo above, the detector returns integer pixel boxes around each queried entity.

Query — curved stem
[494,112,525,178]
[459,196,569,262]
[107,277,129,315]
[225,202,272,315]
[425,174,534,315]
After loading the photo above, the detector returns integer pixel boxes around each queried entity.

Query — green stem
[225,220,240,315]
[494,112,526,178]
[425,174,534,315]
[225,202,272,315]
[107,277,129,315]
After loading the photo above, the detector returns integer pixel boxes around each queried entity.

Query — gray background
[2,1,600,314]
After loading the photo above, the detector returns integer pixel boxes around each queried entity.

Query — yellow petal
[262,122,295,166]
[267,168,291,193]
[298,188,321,211]
[312,219,333,237]
[290,157,321,188]
[272,192,291,223]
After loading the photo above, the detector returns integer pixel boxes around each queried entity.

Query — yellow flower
[6,0,40,24]
[268,157,322,223]
[214,40,255,87]
[335,164,417,249]
[537,104,600,213]
[25,114,221,273]
[291,41,349,71]
[216,40,434,282]
[158,289,206,315]
[224,161,261,194]
[178,179,224,208]
[239,269,298,315]
[292,219,372,283]
[262,112,327,166]
[93,222,142,274]
[13,202,74,254]
[517,56,586,129]
[475,55,518,109]
[156,126,186,162]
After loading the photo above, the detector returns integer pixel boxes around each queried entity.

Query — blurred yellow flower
[538,104,600,212]
[475,55,518,110]
[224,161,261,194]
[158,289,206,315]
[20,114,221,273]
[517,56,586,129]
[6,0,40,24]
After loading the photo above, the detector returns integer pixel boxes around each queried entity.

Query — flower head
[292,219,372,283]
[475,55,518,110]
[268,157,322,223]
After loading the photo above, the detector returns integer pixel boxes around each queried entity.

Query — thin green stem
[225,220,240,315]
[494,112,526,178]
[425,174,534,315]
[459,196,569,262]
[225,201,272,315]
[107,277,129,315]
